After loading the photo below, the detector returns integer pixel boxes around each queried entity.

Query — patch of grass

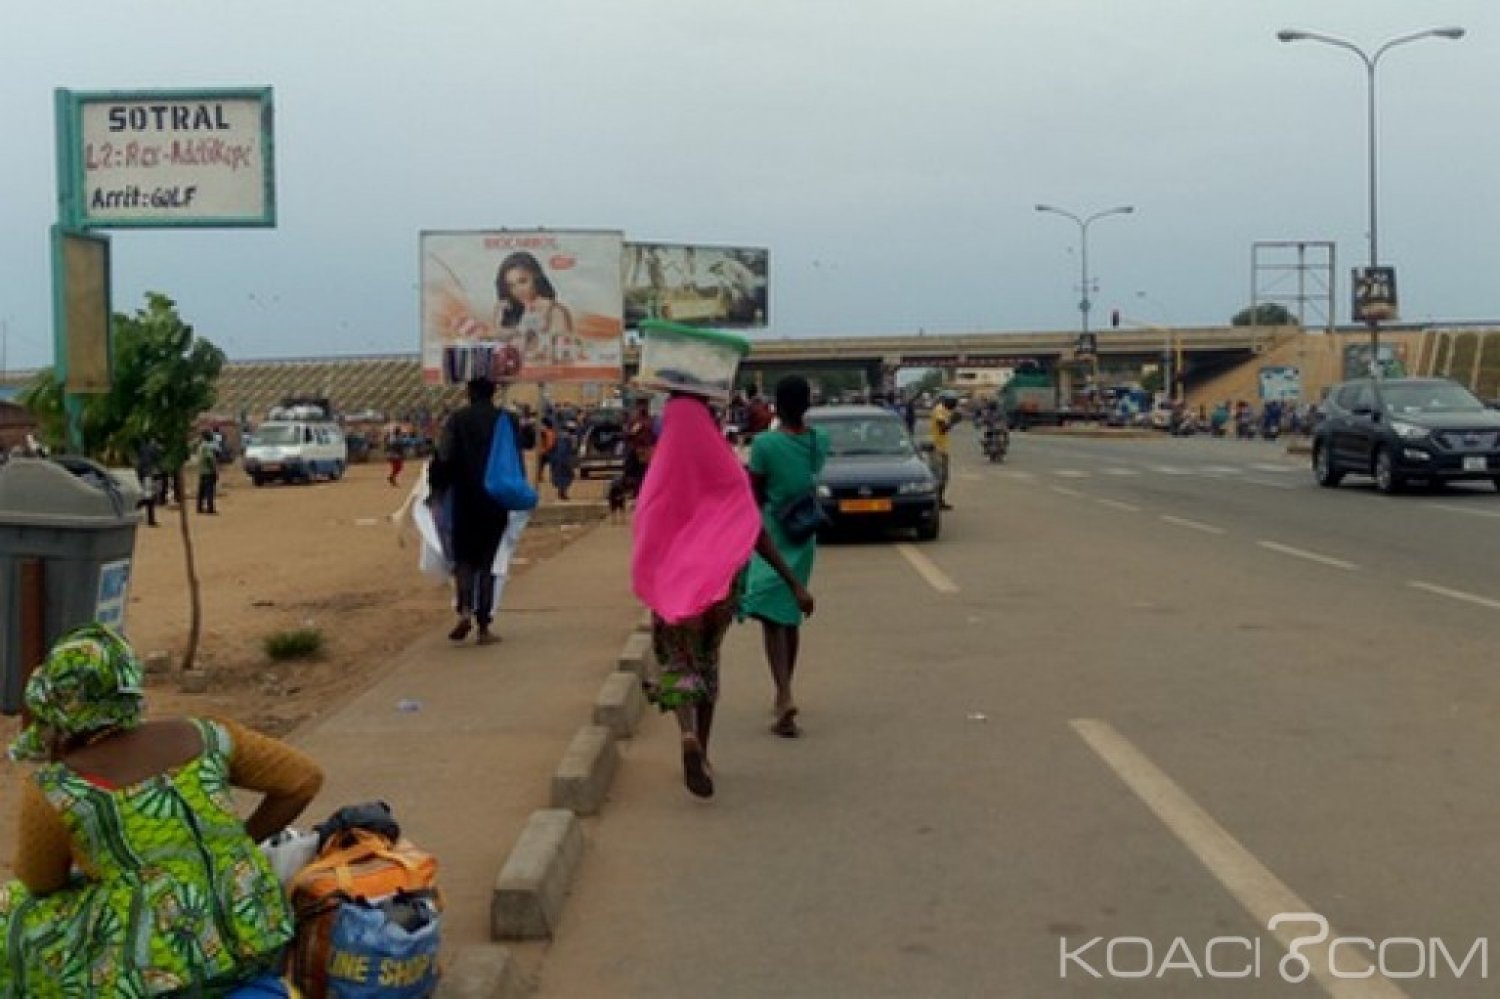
[263,627,325,662]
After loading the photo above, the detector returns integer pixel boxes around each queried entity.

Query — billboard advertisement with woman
[421,229,624,384]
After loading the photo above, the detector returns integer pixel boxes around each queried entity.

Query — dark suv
[1312,377,1500,493]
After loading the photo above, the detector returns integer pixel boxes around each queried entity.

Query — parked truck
[1000,370,1064,429]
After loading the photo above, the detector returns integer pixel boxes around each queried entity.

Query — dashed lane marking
[1096,498,1140,513]
[1049,486,1085,498]
[1102,467,1141,476]
[1242,477,1297,490]
[1256,540,1358,571]
[895,544,959,594]
[1409,580,1500,612]
[1429,503,1500,520]
[1054,469,1089,478]
[1160,514,1227,535]
[1071,719,1406,998]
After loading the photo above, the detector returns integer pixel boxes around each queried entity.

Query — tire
[330,461,345,481]
[915,510,941,542]
[1313,444,1343,488]
[1373,447,1405,495]
[250,473,265,488]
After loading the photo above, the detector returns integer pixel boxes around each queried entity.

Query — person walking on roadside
[386,429,406,487]
[622,398,656,498]
[741,376,826,738]
[194,430,220,515]
[550,421,578,501]
[930,392,958,510]
[633,391,814,799]
[429,377,509,646]
[135,437,161,527]
[535,417,556,486]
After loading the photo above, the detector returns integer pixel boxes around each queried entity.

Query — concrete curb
[616,630,651,677]
[592,672,646,739]
[634,608,652,633]
[492,809,584,941]
[437,944,531,999]
[550,725,620,816]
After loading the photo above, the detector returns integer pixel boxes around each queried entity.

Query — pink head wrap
[631,396,762,624]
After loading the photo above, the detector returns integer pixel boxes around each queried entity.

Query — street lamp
[1035,203,1134,401]
[1276,25,1464,373]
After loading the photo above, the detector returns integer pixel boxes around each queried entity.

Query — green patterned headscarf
[9,622,145,762]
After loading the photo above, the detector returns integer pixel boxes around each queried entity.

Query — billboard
[1343,341,1408,380]
[58,88,276,228]
[1258,365,1302,402]
[421,230,624,385]
[622,243,767,329]
[1352,266,1398,323]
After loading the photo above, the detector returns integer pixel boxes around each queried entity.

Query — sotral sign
[106,103,231,133]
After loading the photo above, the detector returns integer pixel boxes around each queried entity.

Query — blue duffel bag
[324,891,442,998]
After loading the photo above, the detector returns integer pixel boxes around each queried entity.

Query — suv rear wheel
[1373,447,1405,495]
[1313,444,1343,488]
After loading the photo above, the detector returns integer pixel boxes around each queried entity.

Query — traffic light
[1110,308,1120,329]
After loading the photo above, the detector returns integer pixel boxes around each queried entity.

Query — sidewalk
[287,517,638,951]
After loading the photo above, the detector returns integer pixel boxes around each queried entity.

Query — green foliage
[263,628,325,661]
[21,293,224,464]
[1231,303,1297,327]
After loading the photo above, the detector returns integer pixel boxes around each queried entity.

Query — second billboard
[622,243,768,329]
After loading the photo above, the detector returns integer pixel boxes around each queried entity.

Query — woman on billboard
[494,251,575,366]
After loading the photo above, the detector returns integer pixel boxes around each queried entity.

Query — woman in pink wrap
[632,393,814,798]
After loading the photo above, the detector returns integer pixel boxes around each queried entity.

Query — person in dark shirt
[429,378,509,646]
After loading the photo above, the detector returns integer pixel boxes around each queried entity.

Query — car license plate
[839,498,892,513]
[1463,456,1488,472]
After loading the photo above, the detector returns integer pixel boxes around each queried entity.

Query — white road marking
[1054,469,1089,478]
[1256,540,1358,570]
[1102,467,1141,476]
[1049,485,1085,498]
[1160,514,1226,535]
[1242,477,1297,491]
[895,544,959,594]
[1096,498,1140,513]
[1250,462,1300,473]
[1409,580,1500,612]
[998,471,1037,481]
[1429,503,1500,520]
[1149,465,1191,475]
[1071,720,1407,998]
[1198,465,1244,475]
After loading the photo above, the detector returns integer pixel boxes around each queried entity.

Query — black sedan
[805,405,940,540]
[1313,377,1500,493]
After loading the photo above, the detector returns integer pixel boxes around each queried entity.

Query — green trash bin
[0,457,141,714]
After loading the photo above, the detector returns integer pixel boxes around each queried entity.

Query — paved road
[531,429,1500,998]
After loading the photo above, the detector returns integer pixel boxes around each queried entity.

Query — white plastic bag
[259,827,319,886]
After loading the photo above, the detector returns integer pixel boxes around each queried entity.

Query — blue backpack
[483,412,538,512]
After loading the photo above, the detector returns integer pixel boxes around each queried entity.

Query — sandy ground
[0,458,605,876]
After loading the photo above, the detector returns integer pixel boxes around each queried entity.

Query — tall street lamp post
[1276,26,1464,374]
[1035,204,1134,401]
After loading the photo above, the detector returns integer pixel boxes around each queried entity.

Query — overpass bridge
[625,325,1292,392]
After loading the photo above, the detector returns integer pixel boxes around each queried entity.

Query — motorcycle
[981,424,1010,463]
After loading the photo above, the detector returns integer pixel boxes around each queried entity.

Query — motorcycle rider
[978,398,1009,460]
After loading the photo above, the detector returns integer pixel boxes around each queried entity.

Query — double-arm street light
[1035,203,1134,397]
[1276,25,1464,371]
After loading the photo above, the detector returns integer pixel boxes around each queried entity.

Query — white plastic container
[635,320,750,402]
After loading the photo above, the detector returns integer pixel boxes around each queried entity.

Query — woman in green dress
[0,622,323,996]
[742,376,827,737]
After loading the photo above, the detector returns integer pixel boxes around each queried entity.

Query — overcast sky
[1,0,1494,370]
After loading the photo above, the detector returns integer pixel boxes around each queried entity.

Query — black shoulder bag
[775,431,828,544]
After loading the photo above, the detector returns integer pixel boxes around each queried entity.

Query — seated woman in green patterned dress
[0,622,324,997]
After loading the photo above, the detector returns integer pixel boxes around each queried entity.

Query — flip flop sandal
[772,707,801,739]
[681,737,714,798]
